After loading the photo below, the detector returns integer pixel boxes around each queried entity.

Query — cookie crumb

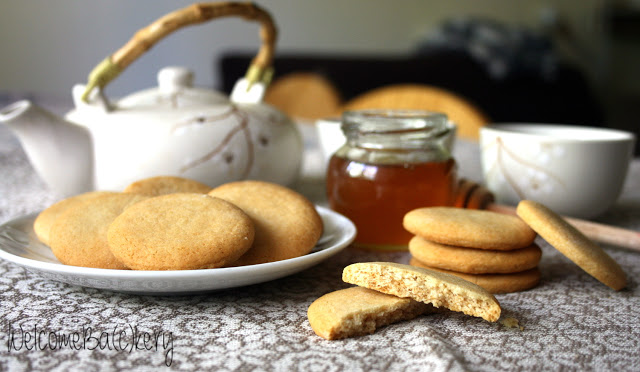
[500,317,523,331]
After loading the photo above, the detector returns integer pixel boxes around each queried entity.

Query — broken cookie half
[343,262,501,323]
[308,286,435,340]
[308,262,502,340]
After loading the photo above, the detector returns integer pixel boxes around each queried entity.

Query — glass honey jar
[326,110,458,251]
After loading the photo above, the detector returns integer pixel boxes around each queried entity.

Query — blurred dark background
[1,1,638,152]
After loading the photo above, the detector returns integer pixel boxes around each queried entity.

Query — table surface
[1,95,639,372]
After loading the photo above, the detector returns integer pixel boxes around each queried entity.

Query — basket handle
[81,2,277,101]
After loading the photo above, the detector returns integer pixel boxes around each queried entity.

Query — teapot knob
[158,67,194,93]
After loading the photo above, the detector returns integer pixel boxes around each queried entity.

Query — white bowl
[480,124,636,219]
[315,117,345,162]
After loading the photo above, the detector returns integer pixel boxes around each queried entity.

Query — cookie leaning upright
[208,180,323,266]
[403,207,536,250]
[108,193,255,270]
[517,200,627,291]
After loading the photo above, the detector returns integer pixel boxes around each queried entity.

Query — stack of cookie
[403,207,542,294]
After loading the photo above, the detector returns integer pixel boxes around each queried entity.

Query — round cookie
[107,193,254,270]
[308,286,433,340]
[34,191,115,246]
[208,180,323,266]
[403,207,536,250]
[409,258,541,294]
[49,193,148,269]
[123,176,211,196]
[516,200,627,291]
[408,235,541,274]
[343,262,501,322]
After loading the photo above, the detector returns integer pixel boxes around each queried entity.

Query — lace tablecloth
[1,103,639,371]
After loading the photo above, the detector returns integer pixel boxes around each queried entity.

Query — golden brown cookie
[208,180,323,266]
[308,286,434,340]
[516,200,627,290]
[409,258,541,294]
[343,262,501,322]
[408,235,542,274]
[123,176,211,196]
[49,193,148,269]
[403,207,536,250]
[107,193,254,270]
[34,191,114,246]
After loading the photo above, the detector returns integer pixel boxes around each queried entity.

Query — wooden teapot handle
[81,2,277,101]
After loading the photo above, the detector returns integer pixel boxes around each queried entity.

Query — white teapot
[0,2,302,197]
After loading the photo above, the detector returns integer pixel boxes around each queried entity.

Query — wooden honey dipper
[455,179,640,253]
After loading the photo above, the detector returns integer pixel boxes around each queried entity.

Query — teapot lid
[116,67,229,109]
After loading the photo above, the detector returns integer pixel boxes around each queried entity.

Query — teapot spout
[0,100,94,197]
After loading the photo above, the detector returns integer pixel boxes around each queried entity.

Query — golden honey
[326,110,458,251]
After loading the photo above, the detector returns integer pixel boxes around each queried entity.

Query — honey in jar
[326,110,458,251]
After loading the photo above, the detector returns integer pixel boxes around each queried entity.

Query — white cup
[480,124,636,219]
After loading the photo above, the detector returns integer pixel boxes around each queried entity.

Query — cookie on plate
[408,235,541,274]
[208,180,323,266]
[403,207,536,250]
[516,200,626,290]
[409,258,541,294]
[34,191,114,246]
[123,176,211,196]
[107,193,254,270]
[343,262,501,322]
[308,286,434,340]
[49,193,148,269]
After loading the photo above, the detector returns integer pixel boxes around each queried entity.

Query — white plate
[0,206,356,295]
